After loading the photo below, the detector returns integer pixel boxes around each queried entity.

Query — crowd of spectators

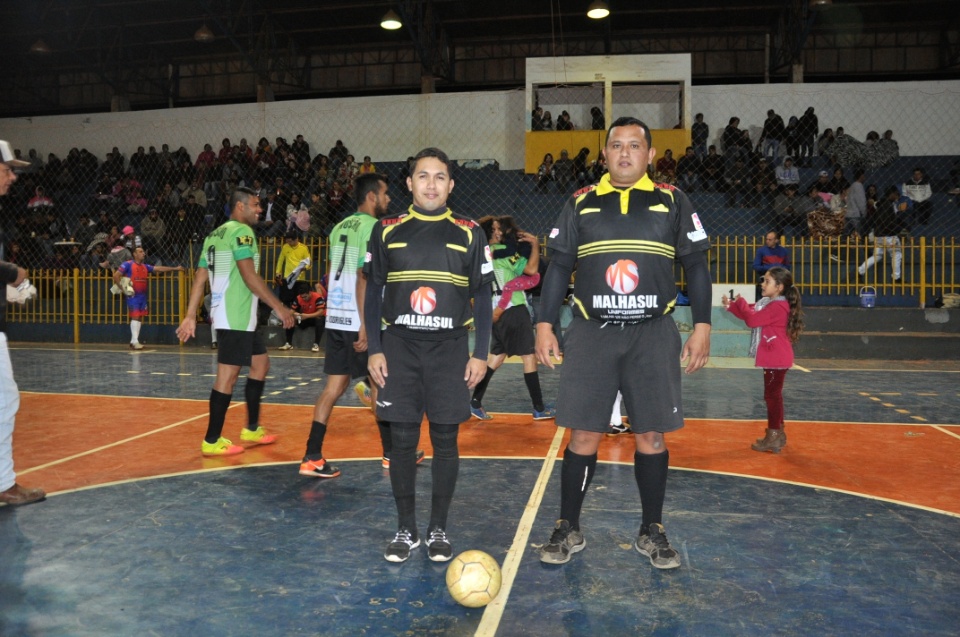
[0,135,376,270]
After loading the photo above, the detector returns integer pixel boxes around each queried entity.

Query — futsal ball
[120,276,135,297]
[445,550,502,608]
[605,259,639,294]
[409,286,437,315]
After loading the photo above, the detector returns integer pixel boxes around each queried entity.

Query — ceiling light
[194,24,215,43]
[587,1,610,19]
[381,9,402,30]
[809,0,833,6]
[29,39,52,54]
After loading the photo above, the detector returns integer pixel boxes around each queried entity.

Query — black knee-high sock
[470,367,496,407]
[559,447,597,531]
[284,327,294,344]
[244,378,265,430]
[524,371,545,412]
[635,449,669,532]
[428,422,460,531]
[304,421,327,460]
[389,422,421,533]
[205,390,233,444]
[377,420,392,456]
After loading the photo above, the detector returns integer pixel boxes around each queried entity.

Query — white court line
[18,403,242,475]
[475,426,565,637]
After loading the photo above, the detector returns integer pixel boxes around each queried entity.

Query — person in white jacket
[902,167,933,226]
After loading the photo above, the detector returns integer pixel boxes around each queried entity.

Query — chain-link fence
[1,81,957,310]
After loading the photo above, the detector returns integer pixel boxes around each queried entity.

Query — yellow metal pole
[918,236,926,308]
[72,268,80,343]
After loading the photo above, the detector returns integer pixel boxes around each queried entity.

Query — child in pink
[722,266,804,453]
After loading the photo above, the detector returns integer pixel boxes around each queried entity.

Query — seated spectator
[313,156,332,191]
[328,140,349,168]
[541,110,553,130]
[775,157,800,189]
[165,205,199,262]
[746,157,778,209]
[902,167,933,225]
[182,176,207,210]
[535,153,554,193]
[721,117,743,163]
[72,213,97,248]
[153,182,181,217]
[691,113,708,157]
[307,190,334,237]
[291,134,311,165]
[282,282,326,353]
[817,128,835,157]
[327,181,348,218]
[553,150,574,192]
[825,166,850,195]
[772,183,806,236]
[857,186,906,282]
[701,145,725,191]
[812,171,832,202]
[589,154,607,182]
[531,107,544,131]
[590,106,605,131]
[572,147,591,188]
[675,147,700,192]
[195,143,216,178]
[556,111,574,131]
[655,149,677,182]
[285,192,310,234]
[725,158,751,206]
[358,156,377,175]
[140,208,166,259]
[336,155,359,196]
[258,190,286,238]
[27,186,54,210]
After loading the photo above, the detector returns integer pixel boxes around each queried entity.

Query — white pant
[859,235,902,279]
[0,333,21,491]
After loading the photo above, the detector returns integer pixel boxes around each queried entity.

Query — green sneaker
[240,426,277,445]
[201,437,243,457]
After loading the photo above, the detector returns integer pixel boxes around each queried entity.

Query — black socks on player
[304,421,327,461]
[244,378,265,430]
[389,421,460,534]
[635,449,669,532]
[524,371,545,413]
[559,447,597,531]
[205,389,233,444]
[470,367,496,408]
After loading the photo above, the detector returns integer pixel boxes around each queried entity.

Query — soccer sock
[284,327,294,345]
[377,420,392,456]
[130,319,141,344]
[428,422,460,531]
[304,420,326,460]
[524,371,545,412]
[635,449,669,532]
[210,328,217,344]
[470,367,496,408]
[389,422,421,534]
[204,390,233,444]
[244,378,265,430]
[610,391,623,426]
[559,447,597,531]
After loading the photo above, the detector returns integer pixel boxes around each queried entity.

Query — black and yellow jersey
[548,173,710,323]
[365,206,494,337]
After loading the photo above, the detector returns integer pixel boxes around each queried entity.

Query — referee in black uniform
[535,117,712,569]
[364,147,493,564]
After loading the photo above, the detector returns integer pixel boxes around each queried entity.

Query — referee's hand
[534,322,562,369]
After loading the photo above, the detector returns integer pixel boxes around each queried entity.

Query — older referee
[535,118,712,569]
[0,141,45,507]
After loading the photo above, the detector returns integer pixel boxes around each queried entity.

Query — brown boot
[0,483,46,506]
[751,428,786,453]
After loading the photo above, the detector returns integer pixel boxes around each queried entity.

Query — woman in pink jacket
[722,267,804,453]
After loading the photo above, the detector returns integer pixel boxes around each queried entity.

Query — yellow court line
[793,364,811,373]
[18,403,243,476]
[476,426,566,637]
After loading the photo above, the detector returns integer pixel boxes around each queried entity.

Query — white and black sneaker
[384,528,420,563]
[426,527,453,562]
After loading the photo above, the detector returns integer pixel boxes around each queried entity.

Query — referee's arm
[679,249,711,374]
[534,249,576,369]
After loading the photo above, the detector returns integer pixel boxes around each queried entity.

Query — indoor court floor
[1,343,958,636]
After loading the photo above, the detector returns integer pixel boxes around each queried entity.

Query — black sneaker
[384,528,420,563]
[539,519,586,564]
[426,527,453,562]
[634,523,681,570]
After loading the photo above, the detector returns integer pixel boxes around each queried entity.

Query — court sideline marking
[475,426,566,637]
[18,403,243,476]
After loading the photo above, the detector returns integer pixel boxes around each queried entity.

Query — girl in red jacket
[722,266,804,453]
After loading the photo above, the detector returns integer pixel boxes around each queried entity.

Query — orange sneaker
[240,426,277,445]
[299,458,341,478]
[201,437,244,456]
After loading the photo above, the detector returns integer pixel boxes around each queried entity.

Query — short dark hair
[477,215,497,242]
[854,168,865,180]
[230,186,258,210]
[355,172,387,203]
[605,117,653,148]
[410,147,452,176]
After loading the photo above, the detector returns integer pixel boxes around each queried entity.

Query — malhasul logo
[409,286,437,315]
[605,259,639,294]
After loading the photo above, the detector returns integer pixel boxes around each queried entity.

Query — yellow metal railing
[6,235,957,342]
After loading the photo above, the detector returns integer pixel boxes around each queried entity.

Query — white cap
[0,141,29,167]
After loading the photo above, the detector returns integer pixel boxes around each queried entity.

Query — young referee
[364,148,494,563]
[535,117,712,569]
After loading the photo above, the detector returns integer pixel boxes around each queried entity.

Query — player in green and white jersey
[177,186,294,457]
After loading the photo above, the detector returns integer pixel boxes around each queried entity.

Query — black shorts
[556,315,684,434]
[490,304,535,357]
[216,329,267,367]
[376,330,470,424]
[323,329,369,379]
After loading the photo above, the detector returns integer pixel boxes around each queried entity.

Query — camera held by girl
[722,266,804,453]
